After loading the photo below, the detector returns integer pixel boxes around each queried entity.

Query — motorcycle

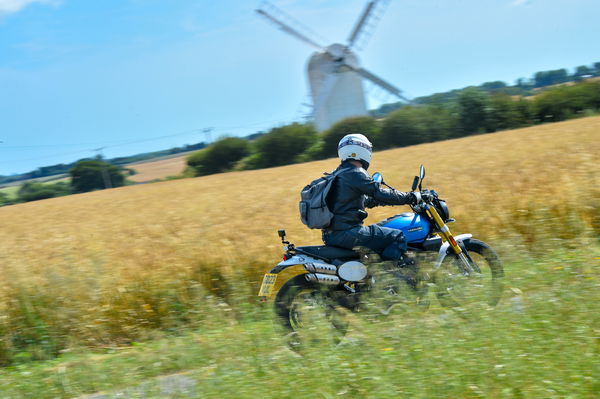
[258,165,504,335]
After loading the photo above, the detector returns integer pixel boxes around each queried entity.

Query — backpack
[299,168,343,229]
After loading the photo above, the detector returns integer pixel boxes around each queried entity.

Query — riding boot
[395,255,418,288]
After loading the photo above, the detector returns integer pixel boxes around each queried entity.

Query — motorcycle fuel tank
[381,212,431,243]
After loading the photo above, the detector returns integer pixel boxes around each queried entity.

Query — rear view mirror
[372,172,383,183]
[411,176,419,191]
[419,165,426,180]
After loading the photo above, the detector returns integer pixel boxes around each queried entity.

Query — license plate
[258,273,278,297]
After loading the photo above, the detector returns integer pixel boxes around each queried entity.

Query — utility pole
[93,147,112,189]
[201,127,214,144]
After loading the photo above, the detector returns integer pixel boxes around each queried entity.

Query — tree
[320,116,380,158]
[515,77,533,89]
[456,87,490,134]
[485,93,522,132]
[533,69,569,87]
[573,65,592,81]
[479,81,507,92]
[0,192,13,206]
[17,181,72,202]
[70,160,125,193]
[533,86,576,122]
[578,80,600,110]
[186,137,250,176]
[240,123,317,169]
[379,105,460,148]
[514,98,535,127]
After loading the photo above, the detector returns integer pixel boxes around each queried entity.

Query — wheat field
[126,154,189,183]
[0,116,598,363]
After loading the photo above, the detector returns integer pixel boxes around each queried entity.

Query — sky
[0,0,598,175]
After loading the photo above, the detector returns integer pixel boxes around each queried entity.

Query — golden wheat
[126,155,188,183]
[0,116,598,361]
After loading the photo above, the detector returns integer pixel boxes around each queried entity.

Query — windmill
[256,0,410,132]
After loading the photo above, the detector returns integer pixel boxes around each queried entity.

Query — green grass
[0,178,71,202]
[0,185,19,199]
[0,247,598,399]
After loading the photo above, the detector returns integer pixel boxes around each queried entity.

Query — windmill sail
[256,0,409,131]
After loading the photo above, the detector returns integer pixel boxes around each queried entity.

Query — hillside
[126,153,190,183]
[0,116,598,397]
[1,116,598,287]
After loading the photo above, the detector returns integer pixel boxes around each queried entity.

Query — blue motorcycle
[259,166,504,334]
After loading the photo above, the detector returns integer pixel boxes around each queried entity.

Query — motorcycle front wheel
[274,274,354,347]
[434,239,504,309]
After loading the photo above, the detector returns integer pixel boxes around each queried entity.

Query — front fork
[425,205,478,275]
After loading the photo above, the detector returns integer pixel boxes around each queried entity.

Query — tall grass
[0,116,598,365]
[0,249,598,398]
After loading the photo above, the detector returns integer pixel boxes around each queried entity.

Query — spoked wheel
[363,260,430,315]
[435,239,504,310]
[274,274,351,348]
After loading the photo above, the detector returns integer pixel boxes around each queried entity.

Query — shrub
[380,106,459,148]
[70,160,126,193]
[17,182,72,202]
[241,123,317,169]
[0,191,14,206]
[187,137,250,176]
[486,93,523,132]
[456,87,490,134]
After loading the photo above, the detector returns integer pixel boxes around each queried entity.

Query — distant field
[0,185,19,198]
[126,152,191,183]
[0,173,68,188]
[0,152,191,192]
[0,177,70,201]
[0,116,598,366]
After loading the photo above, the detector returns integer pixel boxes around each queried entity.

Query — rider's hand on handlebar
[420,190,434,203]
[409,192,421,205]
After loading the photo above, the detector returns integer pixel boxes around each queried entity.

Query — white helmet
[338,134,373,169]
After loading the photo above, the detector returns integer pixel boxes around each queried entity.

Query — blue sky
[0,0,598,175]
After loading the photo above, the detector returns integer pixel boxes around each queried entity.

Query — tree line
[186,78,600,177]
[0,160,130,205]
[372,61,600,117]
[3,73,598,205]
[0,142,208,186]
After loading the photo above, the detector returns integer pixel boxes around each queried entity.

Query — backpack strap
[324,168,344,177]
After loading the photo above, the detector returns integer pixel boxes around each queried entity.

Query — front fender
[433,234,472,270]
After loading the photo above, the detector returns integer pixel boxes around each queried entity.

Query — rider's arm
[364,195,380,208]
[350,169,416,206]
[364,195,392,208]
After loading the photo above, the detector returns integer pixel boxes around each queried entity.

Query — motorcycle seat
[296,245,358,261]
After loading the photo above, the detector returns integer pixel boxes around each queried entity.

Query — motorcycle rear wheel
[274,274,353,346]
[435,239,504,309]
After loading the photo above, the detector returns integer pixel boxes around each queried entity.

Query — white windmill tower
[256,0,410,132]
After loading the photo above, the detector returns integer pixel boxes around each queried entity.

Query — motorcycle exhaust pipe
[305,273,340,285]
[304,262,337,275]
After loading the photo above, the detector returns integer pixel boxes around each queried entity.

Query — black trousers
[322,224,407,260]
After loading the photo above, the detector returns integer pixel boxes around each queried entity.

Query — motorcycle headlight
[437,200,450,221]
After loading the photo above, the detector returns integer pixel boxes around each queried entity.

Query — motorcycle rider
[322,133,421,263]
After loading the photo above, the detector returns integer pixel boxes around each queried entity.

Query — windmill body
[308,44,367,131]
[257,1,409,131]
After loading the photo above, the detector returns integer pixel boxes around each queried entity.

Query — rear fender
[433,234,472,270]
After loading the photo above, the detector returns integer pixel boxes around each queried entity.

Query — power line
[0,118,286,165]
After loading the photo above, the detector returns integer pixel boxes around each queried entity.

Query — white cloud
[511,0,532,6]
[0,0,60,15]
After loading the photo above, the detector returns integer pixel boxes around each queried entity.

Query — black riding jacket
[325,161,415,231]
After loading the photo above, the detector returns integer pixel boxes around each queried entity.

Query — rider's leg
[323,225,407,260]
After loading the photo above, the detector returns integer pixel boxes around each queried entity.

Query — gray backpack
[299,169,343,229]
